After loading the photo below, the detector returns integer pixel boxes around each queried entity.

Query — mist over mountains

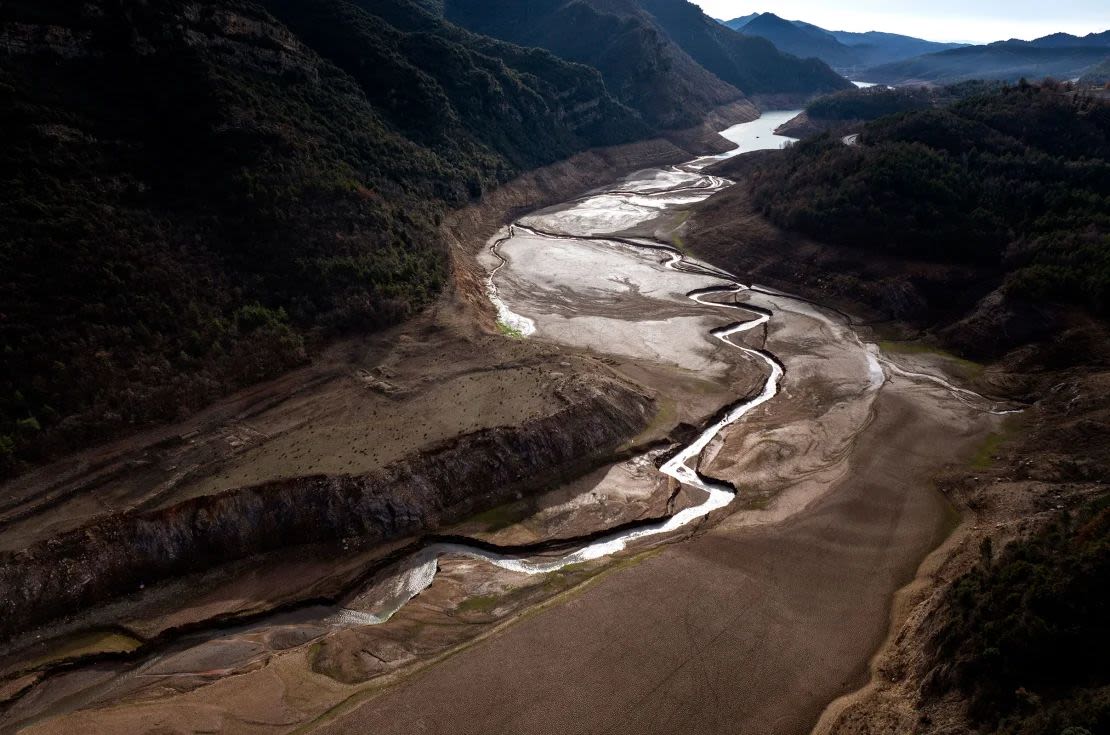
[723,12,965,74]
[723,11,1110,84]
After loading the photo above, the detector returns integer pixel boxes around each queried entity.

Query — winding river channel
[333,111,808,626]
[6,110,1025,735]
[334,107,1015,628]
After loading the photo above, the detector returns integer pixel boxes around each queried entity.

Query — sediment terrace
[0,110,1012,735]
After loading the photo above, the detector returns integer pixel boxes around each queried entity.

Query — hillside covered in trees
[443,0,851,125]
[0,0,653,475]
[863,32,1110,85]
[750,83,1110,317]
[928,498,1110,735]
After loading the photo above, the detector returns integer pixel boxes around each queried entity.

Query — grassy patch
[971,432,1005,470]
[466,501,526,532]
[629,396,677,446]
[21,630,142,671]
[969,417,1020,470]
[878,339,984,378]
[497,321,524,339]
[455,594,501,615]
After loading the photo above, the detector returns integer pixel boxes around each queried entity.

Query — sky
[689,1,1110,44]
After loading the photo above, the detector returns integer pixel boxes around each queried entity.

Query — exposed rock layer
[0,376,654,641]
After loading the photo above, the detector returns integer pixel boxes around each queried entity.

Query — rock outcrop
[0,375,654,640]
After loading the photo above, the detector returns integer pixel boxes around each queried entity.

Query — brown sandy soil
[7,360,1000,735]
[0,107,1030,735]
[678,152,1110,735]
[817,359,1110,735]
[302,376,996,735]
[0,104,765,723]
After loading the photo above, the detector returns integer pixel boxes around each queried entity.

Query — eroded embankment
[0,101,761,647]
[0,376,653,643]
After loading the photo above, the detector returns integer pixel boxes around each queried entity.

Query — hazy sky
[690,1,1109,44]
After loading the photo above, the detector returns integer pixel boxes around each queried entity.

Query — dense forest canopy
[804,86,934,121]
[751,83,1110,315]
[0,0,647,475]
[930,498,1110,735]
[443,0,850,129]
[863,33,1110,85]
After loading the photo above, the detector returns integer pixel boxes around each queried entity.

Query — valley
[1,2,1107,733]
[0,112,1012,735]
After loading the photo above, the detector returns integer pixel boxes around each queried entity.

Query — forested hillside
[632,0,852,97]
[750,84,1110,316]
[724,13,965,73]
[0,0,646,474]
[444,0,849,127]
[442,0,742,129]
[928,498,1110,735]
[775,81,1003,137]
[864,33,1110,84]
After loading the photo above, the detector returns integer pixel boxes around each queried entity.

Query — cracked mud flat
[7,113,1012,735]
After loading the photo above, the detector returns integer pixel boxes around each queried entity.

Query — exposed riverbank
[0,102,762,725]
[3,110,1015,735]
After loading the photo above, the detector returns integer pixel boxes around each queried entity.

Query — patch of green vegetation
[743,495,772,511]
[929,497,1110,735]
[496,321,525,339]
[550,561,591,576]
[971,432,1006,470]
[629,396,677,446]
[455,594,501,615]
[752,84,1110,316]
[878,340,985,378]
[21,629,142,671]
[466,501,525,532]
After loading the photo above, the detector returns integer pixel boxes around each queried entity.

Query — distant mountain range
[865,32,1110,84]
[722,12,1110,84]
[722,12,965,73]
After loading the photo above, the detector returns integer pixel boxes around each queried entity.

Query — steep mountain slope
[442,0,743,129]
[721,13,758,31]
[724,13,964,72]
[635,0,852,97]
[746,84,1110,336]
[865,32,1110,84]
[828,29,967,67]
[444,0,849,122]
[734,12,859,68]
[1080,57,1110,86]
[0,0,648,474]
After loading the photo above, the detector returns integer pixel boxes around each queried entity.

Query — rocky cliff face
[0,374,654,640]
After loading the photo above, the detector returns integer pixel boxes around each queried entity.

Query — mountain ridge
[864,33,1110,84]
[722,12,965,71]
[443,0,851,118]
